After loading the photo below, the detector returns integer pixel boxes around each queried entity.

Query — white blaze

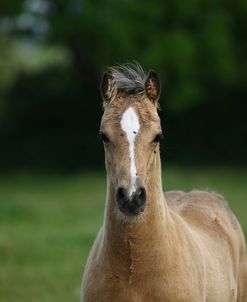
[120,107,140,196]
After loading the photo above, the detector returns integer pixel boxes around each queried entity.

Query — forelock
[108,62,147,95]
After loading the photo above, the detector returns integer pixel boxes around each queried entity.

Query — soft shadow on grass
[0,167,246,301]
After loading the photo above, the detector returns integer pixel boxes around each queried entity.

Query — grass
[0,166,246,301]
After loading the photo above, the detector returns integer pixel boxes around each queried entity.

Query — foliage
[0,0,246,169]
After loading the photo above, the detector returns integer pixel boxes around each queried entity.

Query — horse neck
[103,153,170,253]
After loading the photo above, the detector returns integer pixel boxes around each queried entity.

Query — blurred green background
[1,169,247,301]
[0,0,246,301]
[0,0,246,170]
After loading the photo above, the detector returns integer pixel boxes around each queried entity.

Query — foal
[81,63,247,302]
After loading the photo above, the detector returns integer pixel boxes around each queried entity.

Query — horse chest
[83,266,237,302]
[88,269,203,302]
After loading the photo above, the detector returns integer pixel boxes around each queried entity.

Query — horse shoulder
[82,228,130,301]
[166,190,243,245]
[166,189,246,301]
[82,227,105,301]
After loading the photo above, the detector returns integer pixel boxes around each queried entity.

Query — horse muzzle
[116,186,146,215]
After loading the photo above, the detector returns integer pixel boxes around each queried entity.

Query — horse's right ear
[100,71,115,107]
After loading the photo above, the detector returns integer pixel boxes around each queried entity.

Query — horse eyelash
[98,131,110,143]
[152,132,164,143]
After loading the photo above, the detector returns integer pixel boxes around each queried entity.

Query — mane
[108,62,147,95]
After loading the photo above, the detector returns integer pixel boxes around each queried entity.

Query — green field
[0,167,246,302]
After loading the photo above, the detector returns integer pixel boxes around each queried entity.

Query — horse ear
[100,71,115,107]
[144,70,161,105]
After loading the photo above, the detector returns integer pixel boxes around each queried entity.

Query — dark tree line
[0,0,246,170]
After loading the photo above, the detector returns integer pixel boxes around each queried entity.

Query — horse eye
[98,131,110,143]
[153,132,163,143]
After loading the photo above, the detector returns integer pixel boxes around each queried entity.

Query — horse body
[83,188,246,302]
[81,63,247,301]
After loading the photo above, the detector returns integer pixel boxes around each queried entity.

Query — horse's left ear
[144,71,161,105]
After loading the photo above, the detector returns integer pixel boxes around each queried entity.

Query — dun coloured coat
[81,63,247,302]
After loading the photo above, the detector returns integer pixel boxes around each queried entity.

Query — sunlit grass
[0,167,246,301]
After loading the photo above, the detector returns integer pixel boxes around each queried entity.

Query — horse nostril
[117,187,126,200]
[116,187,128,206]
[137,187,146,201]
[116,187,129,213]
